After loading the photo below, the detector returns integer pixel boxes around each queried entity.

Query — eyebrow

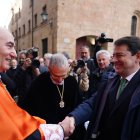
[51,72,66,77]
[6,42,14,46]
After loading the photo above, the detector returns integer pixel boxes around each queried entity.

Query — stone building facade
[9,0,140,59]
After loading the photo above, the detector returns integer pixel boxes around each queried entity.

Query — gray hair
[96,50,111,59]
[49,53,69,68]
[19,49,27,55]
[81,45,90,51]
[44,53,52,60]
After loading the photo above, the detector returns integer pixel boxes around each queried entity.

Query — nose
[99,60,103,63]
[10,48,17,58]
[112,56,117,63]
[57,77,64,82]
[83,53,86,56]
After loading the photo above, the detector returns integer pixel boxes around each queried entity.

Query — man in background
[20,53,85,140]
[87,50,115,98]
[79,45,96,74]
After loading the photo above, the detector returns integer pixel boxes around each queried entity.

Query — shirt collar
[124,69,139,82]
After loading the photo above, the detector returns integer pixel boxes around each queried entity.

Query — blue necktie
[116,78,127,99]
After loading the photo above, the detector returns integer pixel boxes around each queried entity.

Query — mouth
[114,63,122,70]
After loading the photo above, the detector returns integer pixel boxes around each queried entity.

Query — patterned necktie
[116,78,127,99]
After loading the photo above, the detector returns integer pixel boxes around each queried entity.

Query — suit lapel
[110,69,140,116]
[107,78,120,111]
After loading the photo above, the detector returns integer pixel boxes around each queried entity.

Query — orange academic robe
[0,81,45,140]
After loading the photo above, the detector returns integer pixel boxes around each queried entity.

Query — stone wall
[9,0,140,58]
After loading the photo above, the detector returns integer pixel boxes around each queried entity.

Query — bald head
[0,28,15,47]
[0,28,13,38]
[0,28,16,72]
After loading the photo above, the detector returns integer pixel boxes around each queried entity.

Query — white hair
[44,53,52,60]
[96,50,111,59]
[49,53,69,68]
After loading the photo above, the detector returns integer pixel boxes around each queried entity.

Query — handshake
[59,116,76,139]
[39,117,76,140]
[39,124,64,140]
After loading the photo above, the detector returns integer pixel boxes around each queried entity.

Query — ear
[136,51,140,60]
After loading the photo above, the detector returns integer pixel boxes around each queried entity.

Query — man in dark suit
[60,36,140,140]
[87,50,115,98]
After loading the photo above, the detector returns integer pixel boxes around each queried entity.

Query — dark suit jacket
[70,69,140,140]
[88,64,115,98]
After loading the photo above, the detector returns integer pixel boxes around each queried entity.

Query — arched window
[131,15,137,35]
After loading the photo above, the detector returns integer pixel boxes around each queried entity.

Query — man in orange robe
[0,28,63,140]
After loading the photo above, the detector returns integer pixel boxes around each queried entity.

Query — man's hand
[81,64,90,74]
[39,124,64,140]
[59,116,75,139]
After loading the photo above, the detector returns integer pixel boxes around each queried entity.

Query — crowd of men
[0,27,140,140]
